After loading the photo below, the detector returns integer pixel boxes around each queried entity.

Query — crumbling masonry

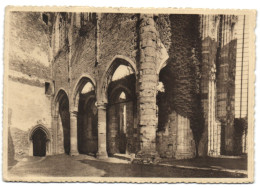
[7,12,249,164]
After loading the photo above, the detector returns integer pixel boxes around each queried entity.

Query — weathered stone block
[140,32,157,42]
[140,25,158,35]
[143,47,157,57]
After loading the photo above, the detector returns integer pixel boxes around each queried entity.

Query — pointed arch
[108,84,133,104]
[28,124,51,156]
[71,74,96,110]
[100,55,137,103]
[29,124,51,141]
[53,88,70,116]
[53,88,71,154]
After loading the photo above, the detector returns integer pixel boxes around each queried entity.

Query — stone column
[52,114,59,154]
[135,14,159,163]
[96,103,108,159]
[207,65,221,156]
[70,110,79,156]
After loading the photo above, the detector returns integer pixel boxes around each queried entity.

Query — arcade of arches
[46,13,248,162]
[51,55,196,162]
[7,12,249,165]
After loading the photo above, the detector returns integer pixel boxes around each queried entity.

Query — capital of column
[70,110,78,118]
[96,102,107,110]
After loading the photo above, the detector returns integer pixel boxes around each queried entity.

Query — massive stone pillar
[70,110,79,156]
[96,103,108,159]
[135,14,159,163]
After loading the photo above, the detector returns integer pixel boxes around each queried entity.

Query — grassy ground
[8,154,247,178]
[160,155,247,170]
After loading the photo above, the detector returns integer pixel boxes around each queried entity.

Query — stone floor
[8,154,247,178]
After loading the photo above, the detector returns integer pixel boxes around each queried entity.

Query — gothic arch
[100,55,137,103]
[108,84,133,104]
[53,88,71,154]
[71,74,96,110]
[54,88,70,115]
[28,124,51,156]
[29,124,51,141]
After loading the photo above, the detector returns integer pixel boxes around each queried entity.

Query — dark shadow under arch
[56,90,71,155]
[77,90,98,155]
[106,73,137,155]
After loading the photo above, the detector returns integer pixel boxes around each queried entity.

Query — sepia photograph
[2,6,256,183]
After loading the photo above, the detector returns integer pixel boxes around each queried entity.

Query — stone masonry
[7,12,248,162]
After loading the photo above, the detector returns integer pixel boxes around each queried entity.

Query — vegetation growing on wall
[159,14,204,155]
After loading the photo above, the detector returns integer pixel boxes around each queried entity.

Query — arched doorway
[29,124,51,157]
[106,63,137,156]
[32,128,47,156]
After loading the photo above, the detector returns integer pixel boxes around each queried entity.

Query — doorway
[32,128,47,156]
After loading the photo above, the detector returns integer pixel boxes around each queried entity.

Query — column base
[96,151,108,159]
[132,151,160,164]
[70,151,79,156]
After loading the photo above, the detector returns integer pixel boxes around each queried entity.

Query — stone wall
[8,12,52,159]
[52,13,138,104]
[8,12,243,161]
[198,15,239,156]
[217,38,237,155]
[156,112,178,158]
[98,13,137,77]
[156,111,196,159]
[70,15,96,89]
[156,14,201,159]
[52,50,70,93]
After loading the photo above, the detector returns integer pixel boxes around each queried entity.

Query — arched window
[119,91,126,100]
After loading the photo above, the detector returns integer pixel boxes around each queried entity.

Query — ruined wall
[156,14,201,159]
[198,15,240,156]
[198,16,219,156]
[52,13,138,100]
[8,12,52,159]
[216,16,238,155]
[52,50,70,93]
[70,14,96,89]
[156,111,178,158]
[98,13,137,77]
